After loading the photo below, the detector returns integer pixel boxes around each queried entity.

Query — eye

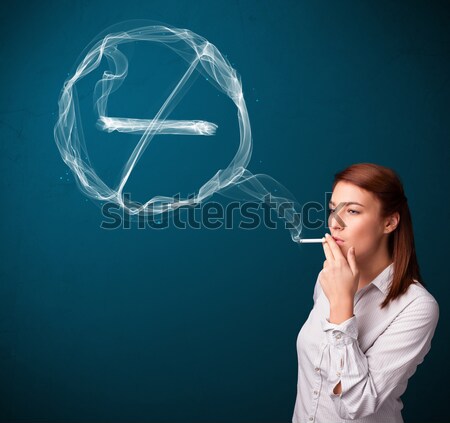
[328,207,359,215]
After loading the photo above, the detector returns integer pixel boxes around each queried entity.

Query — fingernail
[321,237,326,242]
[325,233,330,238]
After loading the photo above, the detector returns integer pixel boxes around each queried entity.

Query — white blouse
[292,262,439,423]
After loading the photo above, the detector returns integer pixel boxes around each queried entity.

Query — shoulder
[398,280,439,326]
[406,279,438,307]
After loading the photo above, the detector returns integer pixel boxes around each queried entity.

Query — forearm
[322,314,377,419]
[329,301,353,395]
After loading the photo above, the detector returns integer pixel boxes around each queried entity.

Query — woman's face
[328,181,392,263]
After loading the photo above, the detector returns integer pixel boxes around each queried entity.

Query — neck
[356,243,393,291]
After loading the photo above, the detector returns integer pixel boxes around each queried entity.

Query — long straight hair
[332,163,423,309]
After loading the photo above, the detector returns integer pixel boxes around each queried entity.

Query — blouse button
[313,390,318,395]
[336,334,342,339]
[314,367,320,372]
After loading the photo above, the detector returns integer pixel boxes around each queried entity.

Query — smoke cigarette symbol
[54,21,304,242]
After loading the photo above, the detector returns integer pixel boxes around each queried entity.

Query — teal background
[1,0,449,421]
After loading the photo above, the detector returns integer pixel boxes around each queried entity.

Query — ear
[384,212,400,234]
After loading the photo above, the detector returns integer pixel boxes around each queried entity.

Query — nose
[329,209,345,230]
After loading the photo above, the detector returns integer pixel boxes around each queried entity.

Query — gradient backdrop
[1,1,449,422]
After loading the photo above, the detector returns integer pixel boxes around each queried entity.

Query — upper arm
[327,296,439,420]
[366,297,439,394]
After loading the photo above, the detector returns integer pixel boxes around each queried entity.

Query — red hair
[332,163,424,309]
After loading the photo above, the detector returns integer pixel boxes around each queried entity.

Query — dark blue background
[1,1,448,421]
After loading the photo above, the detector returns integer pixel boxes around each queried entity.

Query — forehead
[330,181,376,206]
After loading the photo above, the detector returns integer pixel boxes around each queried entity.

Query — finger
[325,234,346,262]
[347,246,359,275]
[322,239,334,262]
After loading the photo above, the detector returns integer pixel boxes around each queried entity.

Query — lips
[332,236,344,242]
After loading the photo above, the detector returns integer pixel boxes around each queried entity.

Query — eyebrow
[329,200,365,207]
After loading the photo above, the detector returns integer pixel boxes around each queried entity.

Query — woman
[292,163,439,423]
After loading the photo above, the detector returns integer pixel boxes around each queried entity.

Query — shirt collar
[370,262,395,294]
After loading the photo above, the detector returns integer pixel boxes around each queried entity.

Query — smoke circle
[54,22,252,216]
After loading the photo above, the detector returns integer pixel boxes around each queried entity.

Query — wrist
[330,297,354,309]
[329,299,354,324]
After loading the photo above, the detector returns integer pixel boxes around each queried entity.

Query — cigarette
[297,238,326,244]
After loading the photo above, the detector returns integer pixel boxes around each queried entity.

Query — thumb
[347,246,358,275]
